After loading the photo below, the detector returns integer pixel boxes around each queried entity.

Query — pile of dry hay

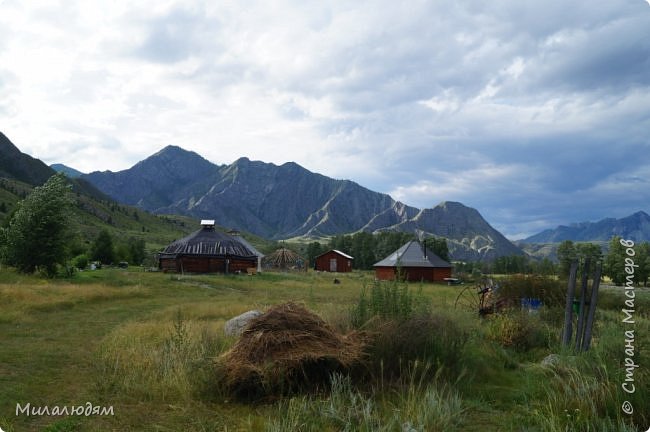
[219,302,367,399]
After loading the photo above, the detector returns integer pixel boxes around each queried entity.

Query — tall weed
[350,279,430,327]
[95,312,231,403]
[265,374,465,432]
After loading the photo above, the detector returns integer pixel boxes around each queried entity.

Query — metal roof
[373,240,452,268]
[316,249,354,260]
[160,226,257,258]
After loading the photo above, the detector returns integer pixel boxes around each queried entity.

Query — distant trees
[90,230,147,266]
[0,173,74,276]
[604,236,650,286]
[325,232,447,270]
[306,241,325,268]
[492,255,529,274]
[556,240,602,278]
[91,229,116,265]
[557,240,578,278]
[427,237,450,262]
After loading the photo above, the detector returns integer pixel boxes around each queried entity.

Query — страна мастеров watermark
[619,238,640,417]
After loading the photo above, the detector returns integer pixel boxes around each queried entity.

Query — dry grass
[96,314,230,403]
[0,283,149,322]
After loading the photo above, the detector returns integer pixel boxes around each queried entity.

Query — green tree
[91,229,115,265]
[538,258,556,276]
[604,236,626,285]
[0,173,73,276]
[429,237,450,262]
[636,242,650,286]
[576,242,603,265]
[127,237,146,265]
[306,241,323,268]
[556,240,577,278]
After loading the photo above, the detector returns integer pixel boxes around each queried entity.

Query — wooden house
[158,220,257,273]
[314,249,353,273]
[373,240,452,282]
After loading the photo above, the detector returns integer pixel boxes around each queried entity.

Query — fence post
[574,257,590,351]
[561,261,579,347]
[581,263,602,351]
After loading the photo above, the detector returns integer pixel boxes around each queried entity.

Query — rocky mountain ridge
[82,145,523,261]
[523,211,650,243]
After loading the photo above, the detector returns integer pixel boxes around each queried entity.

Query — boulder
[224,310,263,337]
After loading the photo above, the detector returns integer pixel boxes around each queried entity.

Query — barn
[158,220,257,273]
[314,249,353,273]
[373,240,452,282]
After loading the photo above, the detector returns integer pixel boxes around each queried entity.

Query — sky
[1,0,649,239]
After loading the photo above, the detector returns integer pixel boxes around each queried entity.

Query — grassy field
[0,267,648,431]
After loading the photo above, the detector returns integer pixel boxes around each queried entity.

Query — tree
[604,236,626,285]
[556,240,577,278]
[636,243,650,287]
[306,241,324,268]
[538,258,556,276]
[127,237,146,265]
[0,173,73,276]
[91,229,115,265]
[575,242,602,265]
[429,237,450,262]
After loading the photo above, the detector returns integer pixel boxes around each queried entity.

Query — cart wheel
[454,277,495,315]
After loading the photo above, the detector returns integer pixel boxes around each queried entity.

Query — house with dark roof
[228,229,264,272]
[314,249,353,272]
[373,240,452,282]
[158,220,257,273]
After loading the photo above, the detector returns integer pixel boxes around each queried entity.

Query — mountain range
[522,211,650,243]
[81,145,523,261]
[0,132,195,252]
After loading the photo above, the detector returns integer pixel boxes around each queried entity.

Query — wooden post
[574,257,590,351]
[581,263,602,351]
[561,261,579,347]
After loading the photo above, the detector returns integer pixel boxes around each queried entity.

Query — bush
[485,311,551,352]
[364,312,469,383]
[495,275,566,308]
[72,254,89,270]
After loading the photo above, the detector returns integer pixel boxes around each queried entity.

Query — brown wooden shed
[373,240,452,282]
[158,220,257,274]
[314,249,353,273]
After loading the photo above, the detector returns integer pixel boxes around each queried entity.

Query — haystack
[220,302,366,399]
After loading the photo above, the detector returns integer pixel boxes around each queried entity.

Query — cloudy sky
[1,0,649,238]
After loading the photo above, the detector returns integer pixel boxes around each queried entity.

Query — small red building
[374,240,452,282]
[314,249,353,273]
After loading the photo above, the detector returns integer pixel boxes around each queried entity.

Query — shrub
[496,275,565,308]
[364,312,469,383]
[72,254,89,270]
[485,311,550,352]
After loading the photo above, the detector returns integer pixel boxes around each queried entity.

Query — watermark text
[16,402,114,417]
[619,238,638,416]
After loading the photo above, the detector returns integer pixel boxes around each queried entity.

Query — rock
[224,310,263,337]
[541,354,561,367]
